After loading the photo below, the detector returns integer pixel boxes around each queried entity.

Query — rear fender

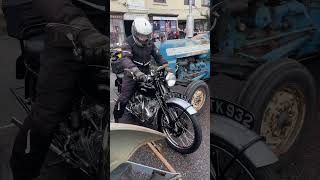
[211,116,278,168]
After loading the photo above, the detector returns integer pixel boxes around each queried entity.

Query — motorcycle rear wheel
[159,103,202,154]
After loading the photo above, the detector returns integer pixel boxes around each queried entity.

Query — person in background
[159,32,166,43]
[179,28,186,39]
[167,28,175,40]
[175,31,180,39]
[153,32,159,42]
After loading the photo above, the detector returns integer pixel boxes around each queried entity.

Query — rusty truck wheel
[238,59,317,166]
[184,80,209,114]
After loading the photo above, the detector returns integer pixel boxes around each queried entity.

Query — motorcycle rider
[113,18,170,123]
[9,0,107,180]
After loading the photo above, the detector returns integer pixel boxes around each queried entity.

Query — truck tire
[184,80,209,114]
[238,59,317,166]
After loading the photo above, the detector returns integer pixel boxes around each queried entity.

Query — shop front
[110,13,125,48]
[149,14,178,39]
[194,19,208,32]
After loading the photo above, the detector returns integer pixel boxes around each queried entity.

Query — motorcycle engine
[130,95,159,123]
[53,99,107,175]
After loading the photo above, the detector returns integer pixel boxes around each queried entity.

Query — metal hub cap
[261,84,306,155]
[191,88,206,111]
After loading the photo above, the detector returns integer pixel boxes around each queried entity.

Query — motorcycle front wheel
[158,103,202,154]
[211,134,279,180]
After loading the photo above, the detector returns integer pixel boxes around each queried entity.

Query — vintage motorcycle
[111,56,202,154]
[6,21,109,179]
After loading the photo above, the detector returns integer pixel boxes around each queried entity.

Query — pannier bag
[2,0,46,39]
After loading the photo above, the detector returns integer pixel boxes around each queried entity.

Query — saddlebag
[2,0,46,39]
[111,59,124,75]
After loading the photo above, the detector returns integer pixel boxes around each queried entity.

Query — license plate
[211,97,254,129]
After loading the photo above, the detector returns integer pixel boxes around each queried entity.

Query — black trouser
[113,65,149,124]
[113,72,138,124]
[10,47,85,180]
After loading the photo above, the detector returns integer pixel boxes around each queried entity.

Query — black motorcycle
[7,21,109,179]
[112,57,202,154]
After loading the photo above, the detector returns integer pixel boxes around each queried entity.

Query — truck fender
[211,115,278,168]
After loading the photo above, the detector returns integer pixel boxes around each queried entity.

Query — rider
[9,1,107,180]
[113,18,171,123]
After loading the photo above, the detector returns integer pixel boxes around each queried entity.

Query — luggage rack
[10,86,31,114]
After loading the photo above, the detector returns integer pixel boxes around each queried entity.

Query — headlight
[165,72,176,87]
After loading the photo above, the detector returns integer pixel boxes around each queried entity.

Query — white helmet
[131,18,153,47]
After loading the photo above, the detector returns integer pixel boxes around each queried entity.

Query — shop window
[154,0,166,3]
[110,18,125,48]
[184,0,195,5]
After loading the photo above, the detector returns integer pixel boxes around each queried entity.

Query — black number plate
[211,97,254,129]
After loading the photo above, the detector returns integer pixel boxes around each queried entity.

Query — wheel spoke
[182,127,194,139]
[179,136,187,147]
[183,132,193,145]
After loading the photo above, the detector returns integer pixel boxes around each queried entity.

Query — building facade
[110,0,210,47]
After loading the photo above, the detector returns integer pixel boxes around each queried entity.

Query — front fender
[211,115,278,168]
[166,97,197,115]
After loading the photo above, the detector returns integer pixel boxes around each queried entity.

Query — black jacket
[120,35,167,72]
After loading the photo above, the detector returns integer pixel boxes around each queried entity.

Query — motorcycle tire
[211,134,280,180]
[158,103,202,154]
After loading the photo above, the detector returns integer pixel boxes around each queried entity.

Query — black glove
[131,67,147,82]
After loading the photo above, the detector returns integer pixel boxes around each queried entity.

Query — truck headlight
[165,72,176,87]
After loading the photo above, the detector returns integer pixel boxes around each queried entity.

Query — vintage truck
[154,35,210,113]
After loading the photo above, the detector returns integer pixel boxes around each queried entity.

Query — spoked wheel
[159,103,202,154]
[211,135,279,180]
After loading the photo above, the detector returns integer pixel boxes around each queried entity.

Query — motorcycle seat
[24,34,45,56]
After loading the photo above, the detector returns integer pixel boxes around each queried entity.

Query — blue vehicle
[155,36,210,81]
[211,0,320,165]
[154,35,210,112]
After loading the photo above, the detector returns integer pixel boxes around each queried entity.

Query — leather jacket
[120,35,168,74]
